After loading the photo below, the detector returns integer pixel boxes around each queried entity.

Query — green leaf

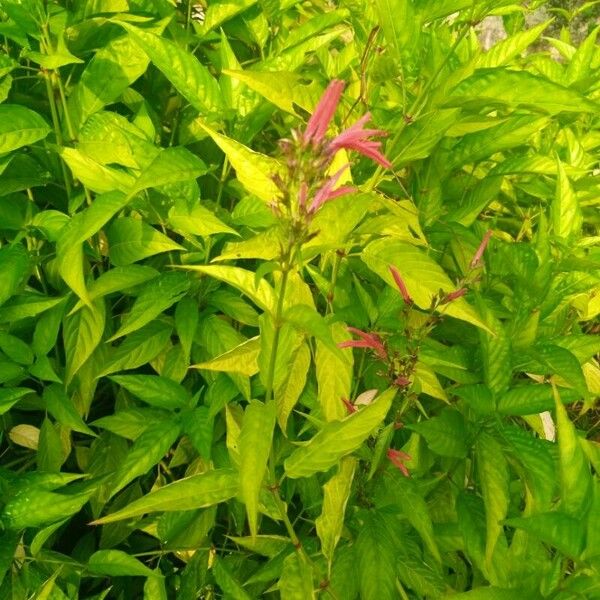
[316,322,354,423]
[497,384,579,415]
[476,432,509,566]
[0,245,29,307]
[374,0,417,62]
[223,69,319,115]
[118,22,223,114]
[108,272,190,340]
[63,300,106,381]
[43,384,96,437]
[181,265,276,312]
[70,266,159,314]
[107,218,185,266]
[0,387,34,415]
[554,386,592,516]
[529,344,588,397]
[276,342,311,432]
[92,408,169,440]
[406,409,467,458]
[552,158,582,240]
[1,487,92,530]
[126,146,208,200]
[315,457,356,564]
[93,469,239,524]
[239,400,276,538]
[0,332,33,365]
[565,26,599,85]
[110,375,189,410]
[362,239,489,331]
[475,21,550,68]
[212,557,252,600]
[73,33,151,126]
[0,104,50,153]
[392,474,441,563]
[98,321,173,377]
[60,147,135,193]
[448,68,599,114]
[193,121,281,202]
[284,388,394,479]
[57,191,129,304]
[280,552,315,600]
[477,300,511,394]
[505,512,585,558]
[501,426,556,511]
[110,419,181,497]
[192,336,260,376]
[168,202,238,237]
[356,512,398,600]
[227,535,290,558]
[450,587,540,600]
[88,550,158,578]
[182,406,213,459]
[0,294,65,324]
[37,418,64,472]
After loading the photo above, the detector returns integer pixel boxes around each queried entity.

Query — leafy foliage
[0,0,599,598]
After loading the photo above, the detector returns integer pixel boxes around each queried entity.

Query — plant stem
[43,70,72,200]
[264,264,290,405]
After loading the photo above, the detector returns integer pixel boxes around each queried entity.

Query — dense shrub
[0,0,599,597]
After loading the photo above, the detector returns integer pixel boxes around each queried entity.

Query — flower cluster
[271,80,391,241]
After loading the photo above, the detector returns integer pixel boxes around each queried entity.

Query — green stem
[326,252,341,314]
[43,71,72,200]
[55,72,76,143]
[264,265,290,404]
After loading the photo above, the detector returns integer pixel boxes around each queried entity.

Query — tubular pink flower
[470,230,493,268]
[328,113,392,169]
[389,266,412,304]
[341,397,357,414]
[393,376,411,387]
[304,80,345,146]
[338,326,387,360]
[443,288,467,303]
[298,182,308,211]
[387,448,412,477]
[308,165,354,214]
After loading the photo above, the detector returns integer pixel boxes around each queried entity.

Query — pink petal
[308,164,350,214]
[470,230,493,268]
[304,80,345,145]
[341,397,357,414]
[327,112,392,169]
[389,266,412,304]
[443,288,467,303]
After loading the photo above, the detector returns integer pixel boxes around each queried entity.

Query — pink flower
[387,448,412,477]
[341,397,357,414]
[389,266,412,304]
[298,182,308,211]
[393,376,411,387]
[308,165,354,214]
[304,80,345,146]
[328,113,392,169]
[470,230,493,268]
[442,288,467,303]
[338,326,387,361]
